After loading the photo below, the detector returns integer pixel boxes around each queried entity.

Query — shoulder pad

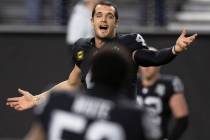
[117,33,147,50]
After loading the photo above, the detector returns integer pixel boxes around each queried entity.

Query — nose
[101,16,106,22]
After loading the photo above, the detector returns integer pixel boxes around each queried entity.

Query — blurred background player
[66,0,100,45]
[26,0,70,25]
[137,47,189,140]
[6,0,197,111]
[25,46,147,140]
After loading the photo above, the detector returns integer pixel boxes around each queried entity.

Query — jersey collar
[90,34,119,49]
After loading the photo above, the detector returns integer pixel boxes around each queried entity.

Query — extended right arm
[6,65,81,111]
[35,65,81,104]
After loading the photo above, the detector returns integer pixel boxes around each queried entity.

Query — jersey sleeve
[72,34,175,67]
[172,76,184,93]
[120,33,148,51]
[71,39,86,67]
[131,33,147,49]
[133,46,176,67]
[121,33,176,67]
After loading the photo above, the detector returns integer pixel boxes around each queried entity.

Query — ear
[91,18,94,25]
[115,19,119,28]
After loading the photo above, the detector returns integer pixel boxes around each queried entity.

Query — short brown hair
[92,0,119,20]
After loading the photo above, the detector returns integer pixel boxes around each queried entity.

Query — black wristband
[168,116,189,140]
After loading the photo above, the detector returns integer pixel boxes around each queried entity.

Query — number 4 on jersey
[136,34,146,46]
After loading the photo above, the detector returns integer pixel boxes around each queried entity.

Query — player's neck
[142,74,160,87]
[95,33,117,48]
[95,38,106,48]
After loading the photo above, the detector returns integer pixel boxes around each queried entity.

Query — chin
[97,34,109,40]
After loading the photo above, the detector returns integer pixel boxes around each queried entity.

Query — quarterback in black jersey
[71,33,175,98]
[7,0,197,111]
[137,55,189,140]
[25,47,147,140]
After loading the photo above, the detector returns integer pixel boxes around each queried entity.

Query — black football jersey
[72,33,147,69]
[71,33,175,99]
[71,33,148,98]
[136,75,184,140]
[35,91,146,140]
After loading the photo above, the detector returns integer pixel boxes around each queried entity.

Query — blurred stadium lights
[167,0,210,32]
[0,0,210,33]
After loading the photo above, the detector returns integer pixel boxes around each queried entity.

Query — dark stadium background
[0,32,209,140]
[0,0,210,139]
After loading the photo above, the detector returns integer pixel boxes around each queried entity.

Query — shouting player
[7,0,197,111]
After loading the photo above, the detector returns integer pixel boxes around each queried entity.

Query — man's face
[91,5,118,39]
[139,66,160,80]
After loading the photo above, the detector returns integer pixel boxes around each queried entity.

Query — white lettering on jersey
[136,34,146,46]
[49,110,86,140]
[49,110,125,140]
[72,96,112,119]
[86,120,125,140]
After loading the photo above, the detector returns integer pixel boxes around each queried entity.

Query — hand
[6,88,37,111]
[174,29,197,54]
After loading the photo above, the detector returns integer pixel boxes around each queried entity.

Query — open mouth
[99,25,109,31]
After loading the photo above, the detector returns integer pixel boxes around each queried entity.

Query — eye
[107,14,114,19]
[95,13,102,18]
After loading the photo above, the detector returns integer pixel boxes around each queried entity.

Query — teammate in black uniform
[7,0,197,110]
[137,49,189,140]
[25,47,147,140]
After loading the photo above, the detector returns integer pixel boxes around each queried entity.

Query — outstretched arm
[6,65,81,111]
[133,29,197,66]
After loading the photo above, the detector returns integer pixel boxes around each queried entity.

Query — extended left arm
[133,29,197,67]
[133,47,175,66]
